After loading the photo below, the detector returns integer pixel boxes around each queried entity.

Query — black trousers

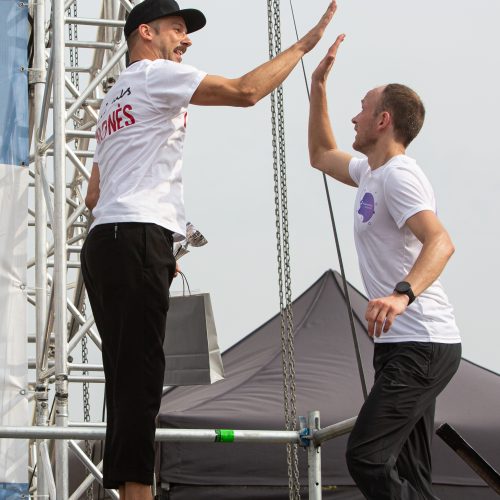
[346,341,461,500]
[81,222,176,489]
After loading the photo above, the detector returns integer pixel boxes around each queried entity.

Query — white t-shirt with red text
[92,59,206,239]
[349,155,461,344]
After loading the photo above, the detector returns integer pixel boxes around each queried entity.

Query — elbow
[236,82,259,107]
[439,232,455,261]
[308,149,324,172]
[85,193,98,211]
[309,154,320,170]
[446,239,456,260]
[240,89,258,107]
[241,98,257,108]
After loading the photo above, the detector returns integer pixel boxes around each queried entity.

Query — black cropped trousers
[81,222,176,489]
[346,341,461,500]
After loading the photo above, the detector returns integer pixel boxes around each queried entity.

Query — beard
[352,130,377,155]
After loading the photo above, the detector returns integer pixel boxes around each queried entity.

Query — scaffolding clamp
[29,68,46,85]
[298,415,312,447]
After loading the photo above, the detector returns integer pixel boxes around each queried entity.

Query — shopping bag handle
[177,270,192,296]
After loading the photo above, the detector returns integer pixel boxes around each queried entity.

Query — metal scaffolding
[28,0,130,497]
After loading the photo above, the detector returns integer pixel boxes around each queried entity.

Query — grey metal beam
[65,16,125,27]
[313,416,357,446]
[0,426,301,444]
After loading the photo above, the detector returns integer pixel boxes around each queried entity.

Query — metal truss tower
[28,0,132,497]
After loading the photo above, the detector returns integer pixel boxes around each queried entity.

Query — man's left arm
[366,210,455,337]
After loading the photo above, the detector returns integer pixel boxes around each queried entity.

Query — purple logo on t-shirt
[358,192,375,222]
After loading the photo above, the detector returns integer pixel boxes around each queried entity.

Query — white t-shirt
[349,154,460,344]
[92,59,207,239]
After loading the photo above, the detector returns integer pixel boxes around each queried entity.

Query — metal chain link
[81,299,94,500]
[267,1,300,497]
[81,301,91,427]
[82,335,90,425]
[70,1,92,489]
[68,2,92,497]
[67,2,80,150]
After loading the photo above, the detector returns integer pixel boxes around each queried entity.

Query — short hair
[126,19,161,52]
[126,29,140,51]
[375,84,425,147]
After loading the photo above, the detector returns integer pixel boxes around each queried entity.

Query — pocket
[385,342,433,382]
[160,225,174,251]
[407,342,433,378]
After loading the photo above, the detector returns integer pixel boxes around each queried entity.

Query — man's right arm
[308,35,355,187]
[85,162,100,211]
[191,2,337,107]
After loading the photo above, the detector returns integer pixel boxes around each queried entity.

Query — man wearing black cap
[82,0,338,498]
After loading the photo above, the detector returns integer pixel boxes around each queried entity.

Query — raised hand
[299,1,338,54]
[312,33,346,84]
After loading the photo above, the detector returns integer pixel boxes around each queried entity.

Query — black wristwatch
[394,281,415,305]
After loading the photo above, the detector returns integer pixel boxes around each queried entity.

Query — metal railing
[0,413,357,500]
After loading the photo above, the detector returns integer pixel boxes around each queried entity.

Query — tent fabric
[157,484,496,500]
[158,270,499,499]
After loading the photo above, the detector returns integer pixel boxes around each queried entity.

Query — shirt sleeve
[93,143,100,164]
[146,60,207,117]
[348,157,368,186]
[383,164,436,229]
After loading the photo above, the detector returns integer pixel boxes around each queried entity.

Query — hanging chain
[81,299,94,500]
[69,1,93,495]
[68,2,80,150]
[267,1,300,498]
[81,302,91,428]
[70,1,79,91]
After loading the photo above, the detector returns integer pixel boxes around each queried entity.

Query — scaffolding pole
[53,0,70,496]
[307,411,322,500]
[1,418,357,499]
[32,0,49,495]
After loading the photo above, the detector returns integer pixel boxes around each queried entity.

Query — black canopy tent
[158,270,500,499]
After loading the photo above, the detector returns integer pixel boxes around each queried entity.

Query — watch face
[396,281,411,293]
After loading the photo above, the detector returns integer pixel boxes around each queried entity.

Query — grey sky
[176,0,500,374]
[75,0,500,378]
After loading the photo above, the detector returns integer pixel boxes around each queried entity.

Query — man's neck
[367,142,406,170]
[128,46,159,63]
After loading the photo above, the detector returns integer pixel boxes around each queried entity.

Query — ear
[137,23,155,41]
[377,110,392,131]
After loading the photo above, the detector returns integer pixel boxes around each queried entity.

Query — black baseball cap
[124,0,206,39]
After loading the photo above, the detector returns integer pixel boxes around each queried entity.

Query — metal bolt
[19,389,26,396]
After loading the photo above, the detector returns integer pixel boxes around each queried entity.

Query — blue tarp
[0,483,29,499]
[0,0,29,166]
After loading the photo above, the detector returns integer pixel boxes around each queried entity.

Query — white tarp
[0,164,29,495]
